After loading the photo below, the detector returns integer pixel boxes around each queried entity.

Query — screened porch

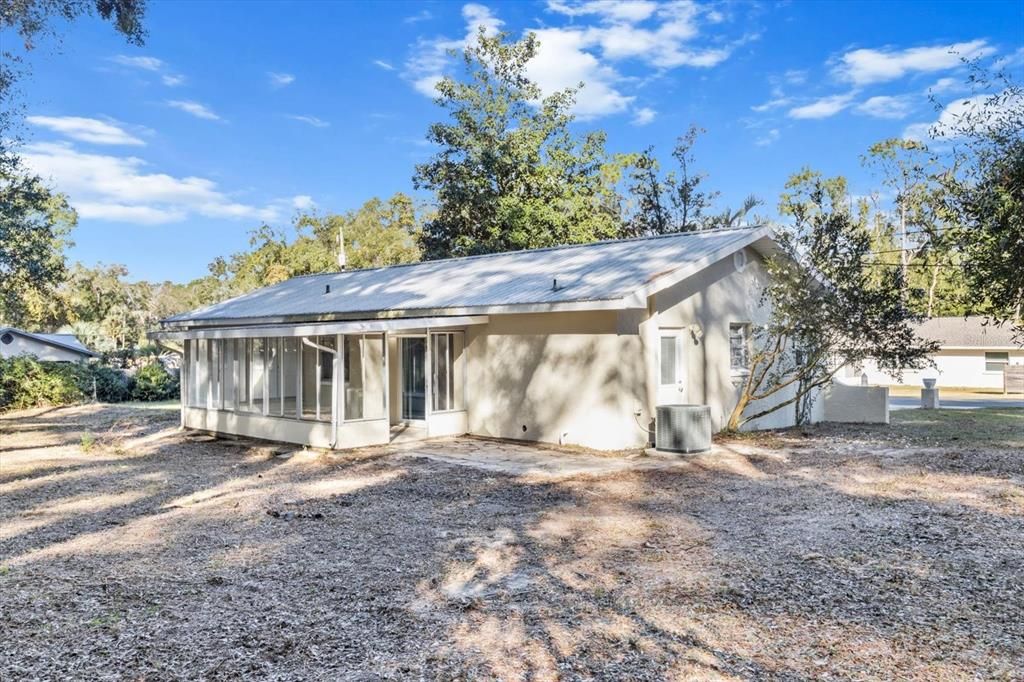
[177,325,470,449]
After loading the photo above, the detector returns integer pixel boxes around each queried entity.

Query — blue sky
[11,0,1024,282]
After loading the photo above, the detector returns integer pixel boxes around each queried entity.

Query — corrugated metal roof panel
[164,227,764,325]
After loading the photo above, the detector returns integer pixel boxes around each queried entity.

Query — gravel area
[1,404,1022,680]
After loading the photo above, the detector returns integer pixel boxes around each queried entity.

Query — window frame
[984,351,1010,373]
[729,322,751,375]
[659,334,680,387]
[430,331,464,414]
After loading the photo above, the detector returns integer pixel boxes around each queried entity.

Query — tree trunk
[725,390,750,432]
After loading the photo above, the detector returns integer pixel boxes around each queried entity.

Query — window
[222,340,235,411]
[343,334,385,421]
[345,335,365,420]
[659,336,678,385]
[281,338,299,418]
[209,339,222,408]
[267,338,282,416]
[250,338,266,413]
[985,351,1010,373]
[193,339,209,406]
[431,332,464,412]
[237,339,251,412]
[729,323,750,372]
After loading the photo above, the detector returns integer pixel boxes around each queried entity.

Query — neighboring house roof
[917,316,1022,349]
[163,226,772,327]
[0,327,98,357]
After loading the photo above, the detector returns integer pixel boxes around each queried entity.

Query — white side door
[657,329,687,405]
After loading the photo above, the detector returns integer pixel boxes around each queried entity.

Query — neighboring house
[0,328,98,363]
[152,226,830,451]
[855,316,1023,390]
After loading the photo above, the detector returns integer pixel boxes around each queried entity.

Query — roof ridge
[280,225,766,281]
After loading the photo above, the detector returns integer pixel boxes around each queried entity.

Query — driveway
[890,394,1024,410]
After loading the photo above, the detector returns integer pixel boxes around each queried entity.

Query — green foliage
[0,356,88,410]
[0,356,154,411]
[90,364,135,402]
[132,362,178,401]
[413,29,627,259]
[79,432,96,452]
[210,194,423,297]
[726,170,939,430]
[625,126,760,236]
[0,175,76,327]
[934,62,1024,338]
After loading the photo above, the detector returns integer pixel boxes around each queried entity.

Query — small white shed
[0,328,98,363]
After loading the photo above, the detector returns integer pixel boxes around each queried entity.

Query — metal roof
[916,316,1022,349]
[0,328,97,356]
[163,226,770,327]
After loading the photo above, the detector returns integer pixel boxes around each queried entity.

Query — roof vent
[324,284,331,295]
[552,278,559,291]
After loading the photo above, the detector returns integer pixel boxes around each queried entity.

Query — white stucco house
[0,328,98,362]
[153,226,872,451]
[856,316,1023,390]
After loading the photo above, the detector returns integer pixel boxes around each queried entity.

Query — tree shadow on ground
[1,405,1022,680]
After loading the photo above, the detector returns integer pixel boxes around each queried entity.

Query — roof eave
[154,297,642,331]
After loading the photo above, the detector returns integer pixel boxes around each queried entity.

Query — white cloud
[901,122,932,142]
[404,9,433,24]
[755,128,780,146]
[855,95,915,119]
[268,72,296,87]
[373,60,395,71]
[547,0,659,23]
[631,107,656,126]
[903,90,1024,141]
[110,55,164,71]
[291,195,315,210]
[834,39,995,85]
[403,4,504,100]
[751,96,790,112]
[20,141,280,225]
[403,2,742,120]
[166,100,223,121]
[783,69,807,85]
[526,27,634,118]
[109,54,186,87]
[287,115,330,128]
[26,116,145,146]
[788,92,856,119]
[994,46,1024,70]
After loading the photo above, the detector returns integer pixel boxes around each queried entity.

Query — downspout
[301,336,340,448]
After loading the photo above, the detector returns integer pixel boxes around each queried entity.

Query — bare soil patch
[1,404,1022,680]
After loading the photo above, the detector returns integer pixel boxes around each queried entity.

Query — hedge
[0,356,179,412]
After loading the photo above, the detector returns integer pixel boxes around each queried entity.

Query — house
[152,226,832,451]
[855,316,1023,390]
[0,327,98,363]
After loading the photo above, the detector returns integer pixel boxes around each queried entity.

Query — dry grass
[1,404,1022,680]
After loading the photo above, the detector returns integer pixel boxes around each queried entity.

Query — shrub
[0,356,88,411]
[89,365,135,402]
[132,362,179,401]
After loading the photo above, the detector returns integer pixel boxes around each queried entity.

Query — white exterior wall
[649,249,811,432]
[182,407,389,449]
[465,311,647,450]
[823,384,889,424]
[857,349,1024,390]
[0,335,90,362]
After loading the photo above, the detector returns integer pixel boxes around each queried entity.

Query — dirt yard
[2,404,1022,681]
